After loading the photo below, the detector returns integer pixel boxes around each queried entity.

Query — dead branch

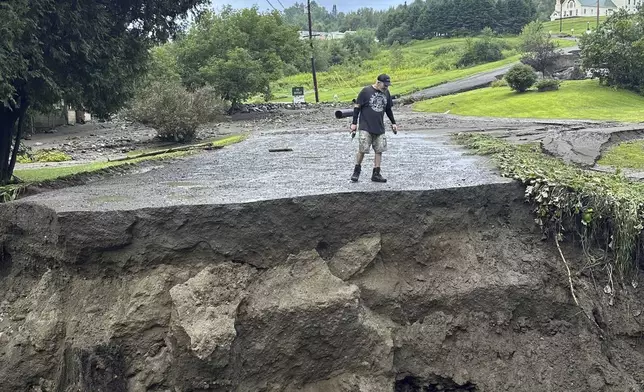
[555,236,604,334]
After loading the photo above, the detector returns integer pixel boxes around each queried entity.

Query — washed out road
[17,129,510,212]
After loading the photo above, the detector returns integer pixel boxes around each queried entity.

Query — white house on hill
[550,0,642,20]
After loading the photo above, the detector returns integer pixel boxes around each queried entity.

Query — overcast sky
[210,0,404,13]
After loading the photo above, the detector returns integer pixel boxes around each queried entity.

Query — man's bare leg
[374,152,382,168]
[356,152,365,165]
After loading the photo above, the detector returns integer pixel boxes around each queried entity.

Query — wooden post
[307,0,319,103]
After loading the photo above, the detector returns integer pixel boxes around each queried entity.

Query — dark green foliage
[282,2,385,32]
[128,81,223,142]
[519,21,560,75]
[535,78,561,92]
[580,8,644,94]
[175,7,306,107]
[0,0,206,185]
[505,64,538,92]
[457,33,505,68]
[376,0,537,43]
[343,30,378,60]
[281,0,537,43]
[533,0,557,21]
[313,30,378,71]
[433,44,461,56]
[386,24,413,45]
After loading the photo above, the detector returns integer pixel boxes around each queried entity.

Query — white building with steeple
[550,0,642,21]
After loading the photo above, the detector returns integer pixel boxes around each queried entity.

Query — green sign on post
[292,87,305,104]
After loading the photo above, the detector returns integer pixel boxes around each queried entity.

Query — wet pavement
[405,64,515,102]
[16,130,510,212]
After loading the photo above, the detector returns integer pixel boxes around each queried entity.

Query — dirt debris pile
[1,184,644,391]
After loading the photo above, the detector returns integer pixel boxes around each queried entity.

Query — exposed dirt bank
[1,184,643,391]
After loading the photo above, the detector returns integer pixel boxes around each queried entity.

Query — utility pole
[307,0,319,103]
[559,0,563,33]
[596,0,600,28]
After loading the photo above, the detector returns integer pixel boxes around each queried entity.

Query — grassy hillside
[414,80,644,122]
[270,37,575,103]
[542,16,607,34]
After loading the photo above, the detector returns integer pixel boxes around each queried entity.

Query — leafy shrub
[17,147,71,163]
[386,24,412,45]
[505,64,537,93]
[344,29,378,59]
[129,81,224,142]
[432,59,453,72]
[490,78,509,88]
[535,78,561,92]
[519,21,559,75]
[569,65,586,80]
[580,9,644,92]
[389,41,404,70]
[433,44,460,57]
[33,149,71,162]
[457,37,504,68]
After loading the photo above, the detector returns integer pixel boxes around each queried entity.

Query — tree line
[376,0,537,43]
[282,0,548,41]
[281,2,385,32]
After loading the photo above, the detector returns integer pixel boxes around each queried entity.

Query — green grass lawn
[13,134,246,183]
[598,141,644,169]
[268,36,575,103]
[14,151,191,183]
[414,80,644,122]
[543,16,607,35]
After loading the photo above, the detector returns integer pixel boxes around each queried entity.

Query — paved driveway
[17,130,510,212]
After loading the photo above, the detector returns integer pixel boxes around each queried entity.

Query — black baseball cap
[377,74,391,86]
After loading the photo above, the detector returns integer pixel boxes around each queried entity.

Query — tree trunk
[227,99,237,115]
[0,107,20,186]
[8,99,29,181]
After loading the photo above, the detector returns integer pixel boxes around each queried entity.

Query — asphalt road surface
[17,130,510,212]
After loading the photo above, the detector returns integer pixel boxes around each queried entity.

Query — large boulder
[169,263,256,363]
[553,65,586,80]
[232,250,394,389]
[327,233,381,280]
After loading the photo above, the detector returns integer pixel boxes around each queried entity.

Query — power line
[276,0,286,10]
[265,0,278,12]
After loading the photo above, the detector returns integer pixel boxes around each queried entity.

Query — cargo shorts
[358,130,387,154]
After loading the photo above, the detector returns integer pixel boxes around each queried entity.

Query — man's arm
[385,93,395,125]
[352,89,366,126]
[352,103,361,126]
[385,93,397,133]
[385,107,395,125]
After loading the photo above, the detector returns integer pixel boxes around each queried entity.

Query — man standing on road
[350,74,398,183]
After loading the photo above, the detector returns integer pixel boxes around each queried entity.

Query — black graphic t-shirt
[356,85,393,135]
